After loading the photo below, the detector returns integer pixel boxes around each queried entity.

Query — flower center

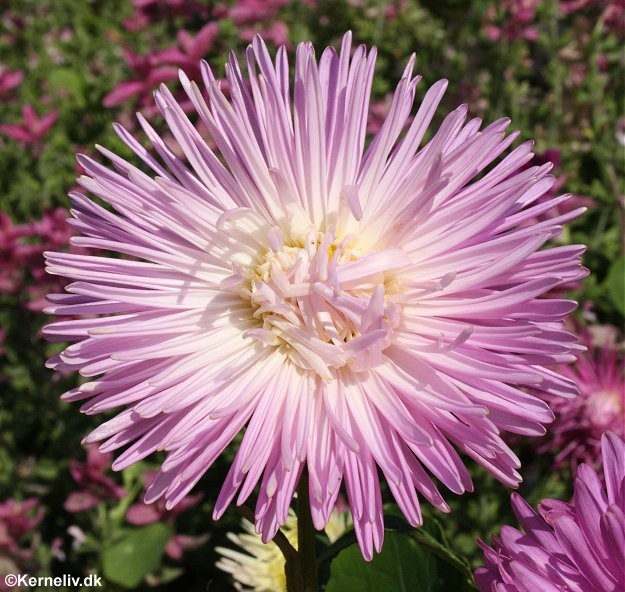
[586,389,623,430]
[217,210,410,379]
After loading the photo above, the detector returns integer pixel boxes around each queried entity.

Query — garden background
[0,0,623,590]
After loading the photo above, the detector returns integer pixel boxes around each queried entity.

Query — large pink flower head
[475,432,625,592]
[44,32,586,559]
[544,334,624,469]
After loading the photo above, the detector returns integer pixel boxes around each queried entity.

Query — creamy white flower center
[217,210,410,379]
[586,390,623,429]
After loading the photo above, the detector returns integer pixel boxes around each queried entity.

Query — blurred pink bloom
[476,432,625,592]
[0,66,23,96]
[0,104,57,144]
[222,0,289,25]
[126,471,207,559]
[484,0,540,42]
[219,0,291,47]
[0,498,44,555]
[0,213,23,294]
[46,33,586,559]
[164,533,209,560]
[0,497,44,586]
[25,209,76,311]
[366,98,390,136]
[50,537,66,562]
[0,209,74,310]
[155,22,219,79]
[560,0,625,34]
[366,94,413,136]
[104,26,219,114]
[64,445,126,513]
[102,49,179,109]
[542,332,624,470]
[384,0,408,20]
[240,20,290,47]
[560,0,592,11]
[602,0,625,34]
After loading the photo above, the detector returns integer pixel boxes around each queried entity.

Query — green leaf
[325,531,472,592]
[102,523,172,589]
[606,255,625,316]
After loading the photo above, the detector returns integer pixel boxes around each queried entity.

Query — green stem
[296,472,318,592]
[234,504,302,590]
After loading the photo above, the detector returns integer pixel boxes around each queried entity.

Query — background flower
[0,498,44,590]
[475,431,625,592]
[64,445,126,513]
[541,329,624,470]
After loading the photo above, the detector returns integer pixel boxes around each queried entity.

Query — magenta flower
[102,49,178,109]
[216,0,291,48]
[0,104,57,145]
[64,445,126,513]
[155,23,219,79]
[0,208,74,310]
[223,0,289,25]
[476,431,625,592]
[0,498,44,559]
[240,20,290,48]
[560,0,625,36]
[0,66,23,97]
[0,497,44,588]
[483,0,540,42]
[542,333,624,470]
[45,33,586,559]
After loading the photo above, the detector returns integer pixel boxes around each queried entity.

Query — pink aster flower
[542,332,624,470]
[44,33,586,559]
[476,431,625,592]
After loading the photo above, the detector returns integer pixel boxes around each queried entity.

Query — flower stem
[296,472,318,592]
[235,504,303,590]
